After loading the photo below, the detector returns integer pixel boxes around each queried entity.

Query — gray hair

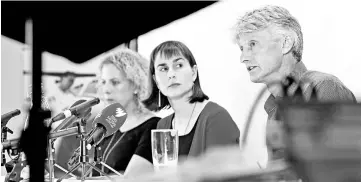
[234,5,303,62]
[99,48,151,114]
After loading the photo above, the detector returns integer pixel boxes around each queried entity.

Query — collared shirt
[264,62,357,160]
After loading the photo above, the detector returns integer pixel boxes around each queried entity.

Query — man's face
[237,27,284,84]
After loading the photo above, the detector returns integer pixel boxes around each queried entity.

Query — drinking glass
[151,129,178,172]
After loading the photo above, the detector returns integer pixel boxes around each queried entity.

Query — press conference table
[0,162,290,182]
[0,145,290,182]
[0,161,290,182]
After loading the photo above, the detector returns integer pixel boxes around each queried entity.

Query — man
[234,4,356,180]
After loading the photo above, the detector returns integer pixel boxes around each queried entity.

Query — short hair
[234,5,303,62]
[98,48,150,114]
[142,41,209,111]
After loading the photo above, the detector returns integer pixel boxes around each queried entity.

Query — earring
[158,90,161,108]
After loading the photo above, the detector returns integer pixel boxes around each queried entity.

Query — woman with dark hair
[143,40,240,158]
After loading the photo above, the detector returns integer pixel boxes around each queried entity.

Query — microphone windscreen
[92,103,127,137]
[71,100,86,107]
[52,99,91,129]
[70,100,92,117]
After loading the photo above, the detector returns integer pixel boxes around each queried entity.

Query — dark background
[2,1,216,63]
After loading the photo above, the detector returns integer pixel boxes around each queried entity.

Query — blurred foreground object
[278,101,361,182]
[111,146,290,182]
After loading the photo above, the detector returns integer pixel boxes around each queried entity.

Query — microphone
[2,126,79,150]
[2,139,19,150]
[86,102,127,148]
[1,109,21,126]
[52,100,92,132]
[51,98,100,123]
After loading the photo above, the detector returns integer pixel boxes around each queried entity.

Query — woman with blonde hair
[71,48,160,178]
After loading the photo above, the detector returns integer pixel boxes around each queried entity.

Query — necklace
[173,103,197,135]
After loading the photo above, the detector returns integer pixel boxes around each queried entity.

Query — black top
[170,115,198,157]
[92,117,160,175]
[157,102,240,158]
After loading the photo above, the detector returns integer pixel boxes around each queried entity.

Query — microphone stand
[47,139,54,182]
[47,123,78,182]
[83,144,122,177]
[56,118,112,182]
[2,122,26,182]
[47,138,77,182]
[1,120,21,182]
[1,125,13,166]
[47,109,90,181]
